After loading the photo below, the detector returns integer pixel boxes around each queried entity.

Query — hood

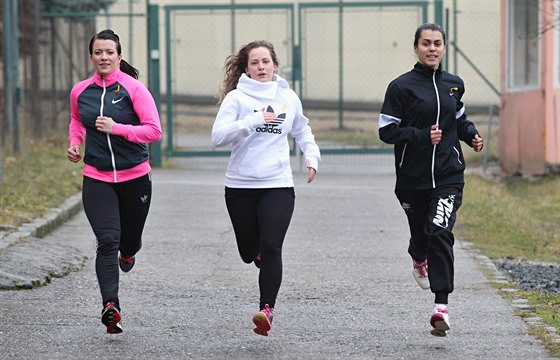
[237,73,290,99]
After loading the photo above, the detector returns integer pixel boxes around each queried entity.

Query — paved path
[0,167,553,359]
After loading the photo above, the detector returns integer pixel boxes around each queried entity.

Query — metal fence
[161,1,430,168]
[0,0,500,172]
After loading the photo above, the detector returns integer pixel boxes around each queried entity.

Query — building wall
[500,0,560,175]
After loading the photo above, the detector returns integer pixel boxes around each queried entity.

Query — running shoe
[254,254,261,269]
[119,255,135,272]
[252,304,273,336]
[101,301,123,334]
[430,307,450,337]
[412,258,430,290]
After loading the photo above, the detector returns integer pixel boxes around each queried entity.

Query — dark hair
[89,29,139,79]
[414,23,446,47]
[217,40,279,102]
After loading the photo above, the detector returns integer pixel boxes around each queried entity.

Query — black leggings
[395,184,463,304]
[225,187,295,310]
[82,174,152,308]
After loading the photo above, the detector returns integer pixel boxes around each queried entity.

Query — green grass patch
[457,174,560,263]
[522,291,560,357]
[0,135,82,227]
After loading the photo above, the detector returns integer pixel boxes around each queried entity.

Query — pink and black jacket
[69,69,162,183]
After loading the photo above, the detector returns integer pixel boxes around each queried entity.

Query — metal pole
[4,0,14,152]
[338,0,343,130]
[147,3,162,167]
[12,0,21,153]
[453,0,457,75]
[231,0,235,53]
[128,0,133,64]
[32,0,42,137]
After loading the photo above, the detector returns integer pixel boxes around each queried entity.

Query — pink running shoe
[252,304,273,336]
[412,258,430,290]
[430,307,450,337]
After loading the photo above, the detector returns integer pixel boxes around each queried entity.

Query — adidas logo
[256,105,285,134]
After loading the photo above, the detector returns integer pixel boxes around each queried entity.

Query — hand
[95,116,115,134]
[66,145,81,163]
[260,108,276,124]
[472,134,484,152]
[306,159,316,183]
[430,124,442,145]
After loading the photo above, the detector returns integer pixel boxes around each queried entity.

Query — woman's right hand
[67,145,81,163]
[260,108,276,123]
[430,124,442,145]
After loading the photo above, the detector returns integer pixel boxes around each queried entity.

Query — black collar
[413,62,442,78]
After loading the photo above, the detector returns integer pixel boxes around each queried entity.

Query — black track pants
[82,173,152,308]
[395,184,463,303]
[225,187,295,310]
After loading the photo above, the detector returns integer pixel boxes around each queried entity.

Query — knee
[96,233,120,253]
[260,245,282,258]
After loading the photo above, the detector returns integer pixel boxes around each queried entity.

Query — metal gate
[163,3,295,159]
[162,2,432,164]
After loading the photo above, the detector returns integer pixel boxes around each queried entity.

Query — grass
[1,127,560,356]
[458,174,560,262]
[0,134,82,228]
[521,291,560,356]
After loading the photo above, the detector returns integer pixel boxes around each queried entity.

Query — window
[507,0,540,90]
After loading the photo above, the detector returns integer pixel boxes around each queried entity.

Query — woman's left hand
[472,134,483,152]
[306,159,317,183]
[95,116,115,134]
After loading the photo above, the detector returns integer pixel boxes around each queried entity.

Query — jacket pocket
[238,146,287,179]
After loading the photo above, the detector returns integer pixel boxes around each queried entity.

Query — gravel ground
[496,259,560,294]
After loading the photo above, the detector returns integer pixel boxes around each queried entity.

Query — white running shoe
[430,307,450,337]
[412,259,430,290]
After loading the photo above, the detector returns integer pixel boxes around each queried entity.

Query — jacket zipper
[430,69,440,188]
[100,77,118,182]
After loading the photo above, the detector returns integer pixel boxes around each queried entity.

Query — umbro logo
[112,97,124,104]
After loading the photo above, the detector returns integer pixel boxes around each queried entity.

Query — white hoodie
[212,73,321,188]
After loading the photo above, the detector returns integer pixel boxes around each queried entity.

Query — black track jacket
[378,62,480,190]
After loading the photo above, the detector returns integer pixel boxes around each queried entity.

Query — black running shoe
[101,301,123,334]
[119,255,135,272]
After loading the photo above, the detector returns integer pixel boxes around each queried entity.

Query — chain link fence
[0,1,147,154]
[0,0,500,172]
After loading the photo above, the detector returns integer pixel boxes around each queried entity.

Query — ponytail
[120,59,139,79]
